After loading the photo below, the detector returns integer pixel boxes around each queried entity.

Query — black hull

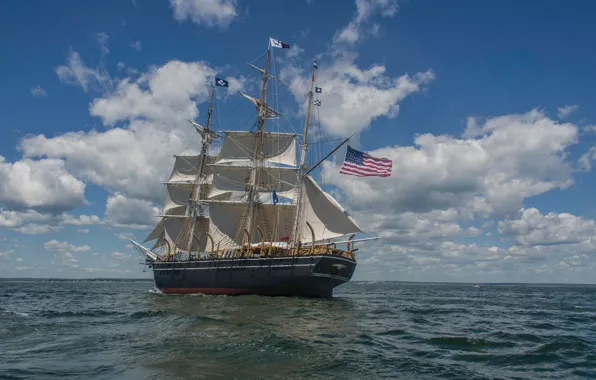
[150,254,356,298]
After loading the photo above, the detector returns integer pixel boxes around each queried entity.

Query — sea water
[1,279,595,379]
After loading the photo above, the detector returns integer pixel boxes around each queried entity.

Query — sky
[1,0,596,283]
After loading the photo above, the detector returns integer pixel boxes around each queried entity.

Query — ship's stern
[307,255,356,297]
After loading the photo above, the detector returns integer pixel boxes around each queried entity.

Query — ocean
[0,280,594,380]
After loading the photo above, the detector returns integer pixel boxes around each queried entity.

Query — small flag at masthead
[270,38,290,49]
[215,77,229,87]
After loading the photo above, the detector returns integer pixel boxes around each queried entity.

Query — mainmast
[185,85,216,255]
[291,58,318,247]
[245,40,272,242]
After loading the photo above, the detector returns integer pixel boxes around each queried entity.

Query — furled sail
[297,175,363,242]
[216,131,297,167]
[239,92,281,119]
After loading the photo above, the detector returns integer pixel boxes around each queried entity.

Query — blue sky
[1,0,596,283]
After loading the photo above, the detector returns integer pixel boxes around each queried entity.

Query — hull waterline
[150,254,356,298]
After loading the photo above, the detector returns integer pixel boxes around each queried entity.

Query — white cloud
[105,194,160,229]
[0,156,86,213]
[44,239,91,252]
[170,0,238,29]
[498,208,596,246]
[131,40,141,51]
[30,85,48,97]
[557,104,578,119]
[56,51,111,92]
[21,60,225,204]
[0,210,101,235]
[90,60,215,125]
[323,109,577,221]
[333,0,398,45]
[77,228,90,234]
[62,214,101,225]
[282,54,434,137]
[316,109,588,280]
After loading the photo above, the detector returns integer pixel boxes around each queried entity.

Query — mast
[245,40,272,242]
[185,85,216,256]
[291,58,317,247]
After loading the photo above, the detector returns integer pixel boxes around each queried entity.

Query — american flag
[339,146,392,177]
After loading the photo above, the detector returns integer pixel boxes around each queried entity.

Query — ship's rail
[155,244,355,262]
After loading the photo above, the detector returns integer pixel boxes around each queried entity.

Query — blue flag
[272,190,279,205]
[215,77,229,87]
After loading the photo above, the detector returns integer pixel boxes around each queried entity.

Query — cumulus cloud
[498,208,596,246]
[319,106,596,281]
[89,60,215,125]
[557,104,578,119]
[0,210,101,235]
[131,40,141,51]
[22,57,247,212]
[105,194,160,229]
[0,156,86,213]
[324,109,577,219]
[30,85,47,97]
[282,54,434,137]
[170,0,238,29]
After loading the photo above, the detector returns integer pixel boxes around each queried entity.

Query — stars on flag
[339,146,392,177]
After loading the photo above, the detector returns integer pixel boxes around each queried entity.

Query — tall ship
[132,37,388,298]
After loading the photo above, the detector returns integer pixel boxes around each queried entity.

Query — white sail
[208,202,296,249]
[168,155,216,184]
[208,164,298,199]
[163,216,209,252]
[163,183,191,215]
[143,219,164,243]
[297,175,363,242]
[216,131,297,167]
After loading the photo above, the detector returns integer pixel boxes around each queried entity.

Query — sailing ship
[131,37,379,298]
